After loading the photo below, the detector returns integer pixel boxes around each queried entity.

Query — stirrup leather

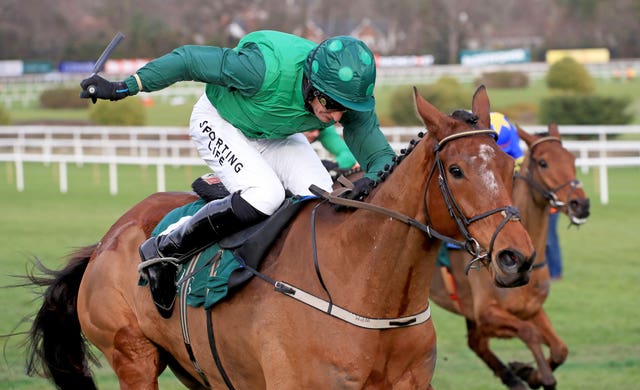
[137,256,180,275]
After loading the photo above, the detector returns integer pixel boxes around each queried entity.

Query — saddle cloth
[143,196,313,309]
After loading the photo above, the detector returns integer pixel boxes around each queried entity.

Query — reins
[314,129,522,274]
[250,128,519,330]
[309,184,462,247]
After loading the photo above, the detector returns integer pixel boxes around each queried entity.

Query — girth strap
[178,252,212,388]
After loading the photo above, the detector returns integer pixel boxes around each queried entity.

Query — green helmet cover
[305,36,376,112]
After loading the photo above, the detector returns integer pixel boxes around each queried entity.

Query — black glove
[339,177,375,202]
[80,74,129,103]
[191,173,230,202]
[321,159,339,172]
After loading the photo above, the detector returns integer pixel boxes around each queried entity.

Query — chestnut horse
[24,86,535,389]
[430,123,590,390]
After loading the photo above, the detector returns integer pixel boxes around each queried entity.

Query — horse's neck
[333,147,435,314]
[513,172,550,266]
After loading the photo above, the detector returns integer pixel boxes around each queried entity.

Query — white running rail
[1,125,639,204]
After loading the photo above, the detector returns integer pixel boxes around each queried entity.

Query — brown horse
[24,86,535,389]
[430,123,590,390]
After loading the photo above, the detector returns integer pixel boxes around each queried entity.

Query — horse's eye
[449,165,464,178]
[538,159,548,169]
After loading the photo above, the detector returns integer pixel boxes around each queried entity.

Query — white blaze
[477,145,499,195]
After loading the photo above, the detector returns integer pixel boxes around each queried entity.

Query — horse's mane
[355,129,426,202]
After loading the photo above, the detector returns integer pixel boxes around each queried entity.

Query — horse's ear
[413,86,447,138]
[548,122,560,138]
[471,85,491,129]
[516,123,535,147]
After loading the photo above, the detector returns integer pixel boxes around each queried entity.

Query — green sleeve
[317,126,357,169]
[341,110,396,180]
[124,44,265,95]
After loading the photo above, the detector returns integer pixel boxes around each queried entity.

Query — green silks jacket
[123,30,395,179]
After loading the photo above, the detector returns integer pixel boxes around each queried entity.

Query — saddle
[144,174,312,308]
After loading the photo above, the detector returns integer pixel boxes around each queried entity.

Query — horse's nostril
[497,249,533,273]
[570,199,591,218]
[494,250,534,287]
[498,250,518,269]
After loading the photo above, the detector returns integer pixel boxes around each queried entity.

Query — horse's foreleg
[465,319,526,390]
[111,325,166,390]
[529,309,568,371]
[479,310,557,390]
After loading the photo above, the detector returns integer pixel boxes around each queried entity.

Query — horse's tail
[25,244,99,390]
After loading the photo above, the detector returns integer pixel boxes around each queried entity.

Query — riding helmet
[304,36,376,112]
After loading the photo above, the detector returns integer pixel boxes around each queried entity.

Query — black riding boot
[139,192,265,318]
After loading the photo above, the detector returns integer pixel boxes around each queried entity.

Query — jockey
[490,111,524,168]
[80,30,396,318]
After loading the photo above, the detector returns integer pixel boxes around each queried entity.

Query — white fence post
[598,131,609,205]
[15,159,24,192]
[73,129,83,167]
[157,163,166,192]
[109,162,118,195]
[59,161,68,193]
[44,130,52,166]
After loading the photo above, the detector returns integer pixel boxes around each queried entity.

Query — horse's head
[517,123,590,225]
[414,85,535,287]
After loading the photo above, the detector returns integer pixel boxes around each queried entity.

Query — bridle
[514,136,582,211]
[313,129,522,271]
[514,135,583,271]
[423,130,522,273]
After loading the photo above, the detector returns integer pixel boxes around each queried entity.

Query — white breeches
[188,94,334,215]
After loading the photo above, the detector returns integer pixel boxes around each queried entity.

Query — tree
[546,57,594,93]
[1,0,640,62]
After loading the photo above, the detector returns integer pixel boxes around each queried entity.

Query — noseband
[424,130,521,271]
[515,136,583,210]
